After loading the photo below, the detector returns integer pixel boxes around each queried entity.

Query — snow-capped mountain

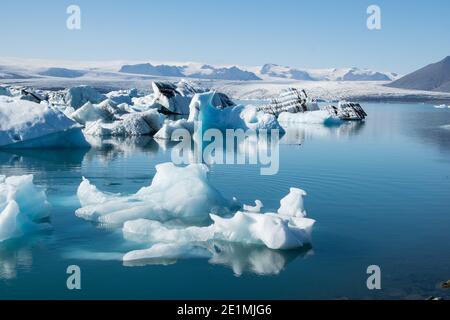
[0,57,398,82]
[258,64,398,81]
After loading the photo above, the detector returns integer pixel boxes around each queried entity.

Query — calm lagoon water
[0,102,449,300]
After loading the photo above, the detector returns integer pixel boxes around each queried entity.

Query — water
[1,103,449,300]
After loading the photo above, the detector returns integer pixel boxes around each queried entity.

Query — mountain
[119,63,184,77]
[38,67,86,78]
[258,64,396,81]
[120,63,261,81]
[260,64,314,80]
[387,56,450,92]
[188,65,261,81]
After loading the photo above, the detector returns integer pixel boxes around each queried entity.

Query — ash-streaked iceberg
[0,175,50,242]
[0,96,90,149]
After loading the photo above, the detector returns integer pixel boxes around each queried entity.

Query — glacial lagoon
[1,102,449,300]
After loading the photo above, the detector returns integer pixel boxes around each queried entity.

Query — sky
[0,0,449,74]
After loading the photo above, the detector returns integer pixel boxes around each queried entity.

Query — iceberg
[122,187,314,256]
[0,175,50,242]
[76,162,236,225]
[0,86,11,97]
[0,96,90,149]
[83,109,164,137]
[151,80,235,115]
[106,89,139,106]
[154,92,283,140]
[65,85,106,109]
[278,110,342,126]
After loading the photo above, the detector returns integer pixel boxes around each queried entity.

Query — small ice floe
[0,96,90,149]
[434,104,447,109]
[243,200,264,213]
[0,175,50,242]
[76,162,236,225]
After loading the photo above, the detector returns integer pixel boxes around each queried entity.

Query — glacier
[0,175,50,242]
[0,96,90,149]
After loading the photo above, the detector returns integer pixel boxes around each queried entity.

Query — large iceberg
[155,92,283,140]
[0,96,90,149]
[151,80,235,115]
[76,162,236,225]
[0,175,50,242]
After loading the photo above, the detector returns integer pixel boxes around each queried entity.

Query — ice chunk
[65,85,106,109]
[188,92,283,132]
[123,188,314,251]
[0,96,90,149]
[278,110,342,126]
[0,175,50,242]
[243,200,264,213]
[83,110,164,137]
[76,163,235,225]
[123,243,211,264]
[0,86,11,97]
[71,102,113,125]
[154,119,194,140]
[278,188,307,217]
[106,89,139,105]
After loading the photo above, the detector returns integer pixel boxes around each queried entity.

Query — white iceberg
[106,89,139,106]
[65,85,106,109]
[123,187,315,257]
[76,162,236,225]
[154,92,283,140]
[189,92,283,132]
[278,110,342,126]
[0,96,90,149]
[83,110,164,137]
[0,175,50,242]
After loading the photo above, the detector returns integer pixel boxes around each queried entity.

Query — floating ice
[122,187,314,256]
[65,85,106,109]
[434,104,447,109]
[106,89,139,106]
[0,175,50,242]
[0,86,11,97]
[0,96,90,148]
[243,200,264,213]
[189,92,283,132]
[278,110,342,126]
[76,162,236,225]
[83,109,164,137]
[154,119,194,140]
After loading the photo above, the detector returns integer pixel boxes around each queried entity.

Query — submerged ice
[0,175,50,242]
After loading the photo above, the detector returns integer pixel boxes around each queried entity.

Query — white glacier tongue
[0,96,90,148]
[76,162,236,225]
[0,175,50,242]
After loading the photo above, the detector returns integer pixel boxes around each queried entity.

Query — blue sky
[0,0,449,73]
